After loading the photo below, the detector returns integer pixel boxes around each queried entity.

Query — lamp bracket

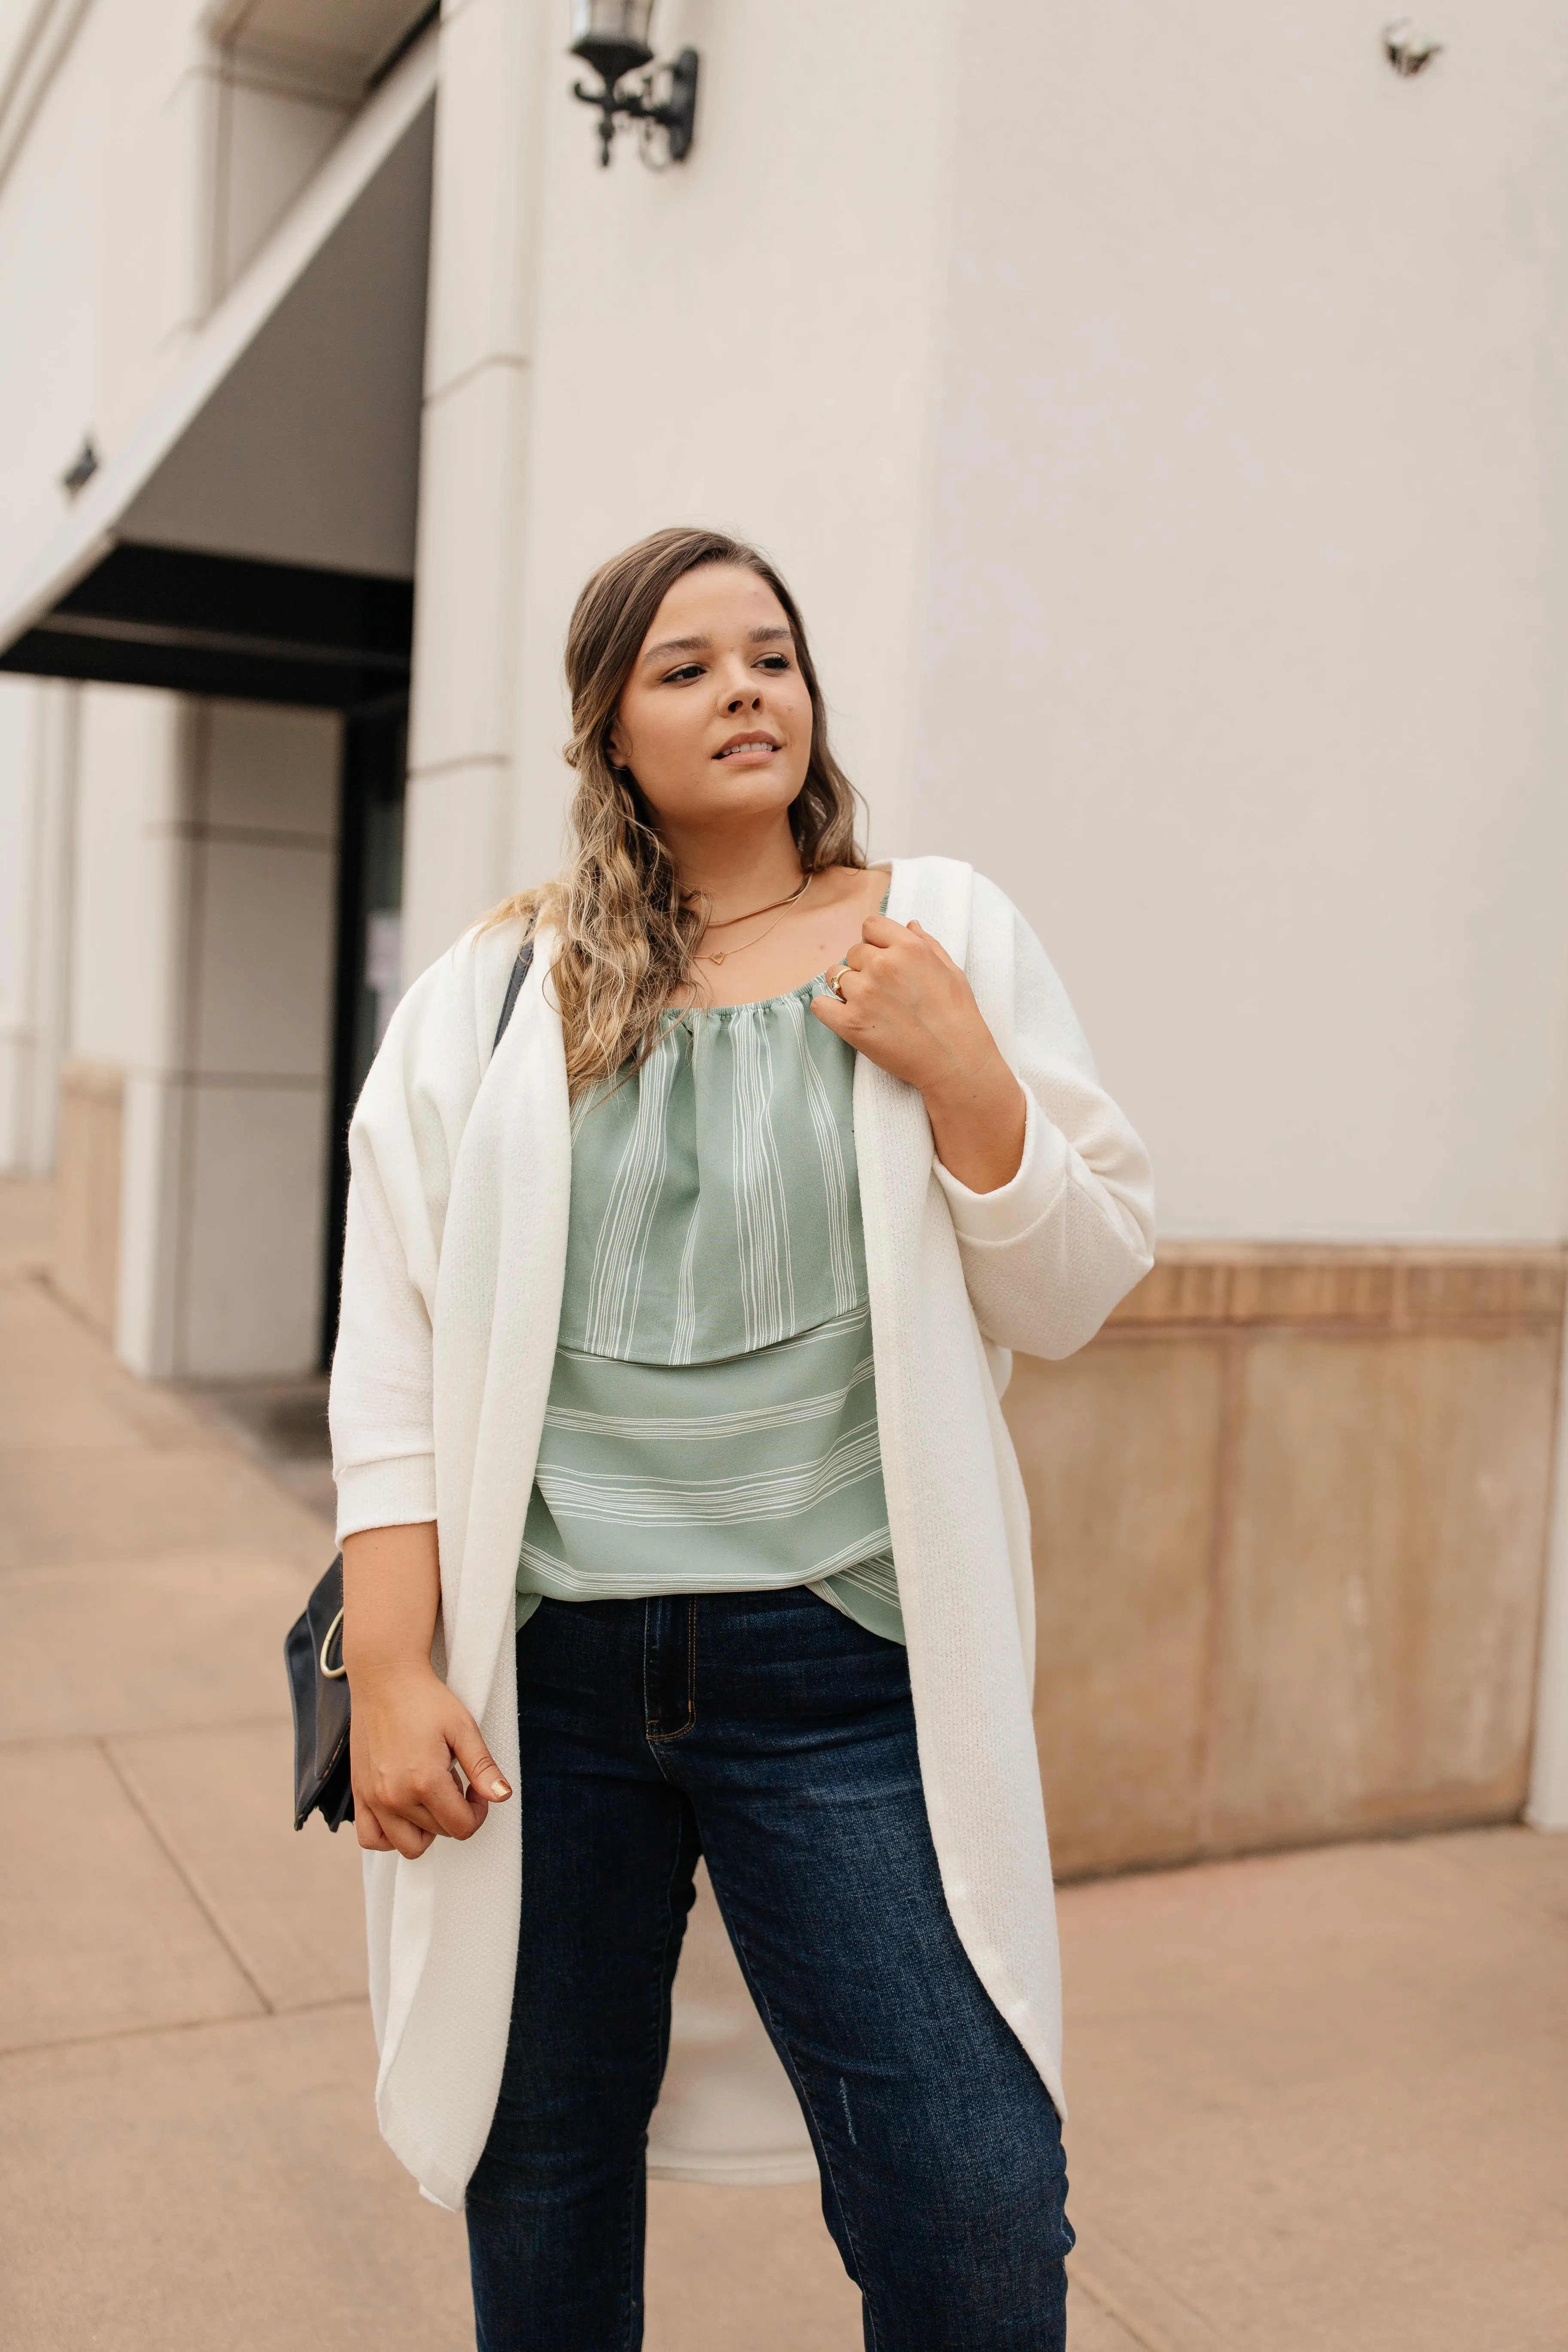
[572,45,698,167]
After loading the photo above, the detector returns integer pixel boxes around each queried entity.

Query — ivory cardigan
[329,854,1155,2210]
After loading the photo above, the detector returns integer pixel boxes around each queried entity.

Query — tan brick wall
[1010,1246,1565,1877]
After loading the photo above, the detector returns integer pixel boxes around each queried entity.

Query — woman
[332,525,1154,2350]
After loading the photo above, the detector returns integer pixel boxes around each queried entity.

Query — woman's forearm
[342,1519,441,1680]
[922,1051,1027,1195]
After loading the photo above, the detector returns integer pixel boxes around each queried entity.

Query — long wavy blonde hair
[489,526,865,1095]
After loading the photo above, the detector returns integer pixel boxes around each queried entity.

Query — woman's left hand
[811,916,1028,1193]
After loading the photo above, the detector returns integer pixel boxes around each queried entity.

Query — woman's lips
[714,733,781,761]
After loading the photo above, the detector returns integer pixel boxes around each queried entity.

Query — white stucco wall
[496,0,1568,1251]
[400,0,539,979]
[7,0,1568,1284]
[911,0,1568,1244]
[0,4,105,567]
[505,0,960,895]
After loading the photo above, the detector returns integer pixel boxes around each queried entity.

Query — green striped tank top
[518,974,902,1642]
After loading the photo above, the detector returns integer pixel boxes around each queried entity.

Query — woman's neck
[667,820,804,926]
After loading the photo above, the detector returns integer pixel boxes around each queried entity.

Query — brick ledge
[1108,1243,1568,1330]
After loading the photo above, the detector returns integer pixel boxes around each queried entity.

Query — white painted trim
[0,0,93,198]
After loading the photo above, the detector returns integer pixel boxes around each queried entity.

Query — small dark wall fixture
[61,437,100,497]
[1383,20,1443,76]
[569,1,698,168]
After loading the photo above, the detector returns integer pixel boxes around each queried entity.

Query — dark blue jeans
[466,1589,1072,2350]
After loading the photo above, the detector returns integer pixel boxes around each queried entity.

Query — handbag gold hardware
[320,1605,348,1680]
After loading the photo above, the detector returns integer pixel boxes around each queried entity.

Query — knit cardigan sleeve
[329,937,495,1541]
[932,884,1155,1359]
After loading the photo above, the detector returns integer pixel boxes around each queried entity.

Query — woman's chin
[681,774,804,825]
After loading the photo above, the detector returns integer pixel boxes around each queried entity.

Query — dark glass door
[322,699,407,1365]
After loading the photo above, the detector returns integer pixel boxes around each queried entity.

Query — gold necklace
[691,869,810,934]
[694,871,813,966]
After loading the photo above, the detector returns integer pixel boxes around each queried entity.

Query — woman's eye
[757,655,791,673]
[663,663,704,684]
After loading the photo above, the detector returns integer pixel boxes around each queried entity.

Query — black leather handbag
[287,1552,353,1830]
[286,937,535,1832]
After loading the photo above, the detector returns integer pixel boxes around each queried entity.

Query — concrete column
[0,677,79,1176]
[400,0,548,981]
[69,689,341,1380]
[1527,1316,1568,1831]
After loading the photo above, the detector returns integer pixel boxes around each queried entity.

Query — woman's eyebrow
[642,633,709,663]
[642,624,794,665]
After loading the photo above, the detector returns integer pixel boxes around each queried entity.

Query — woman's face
[609,564,814,839]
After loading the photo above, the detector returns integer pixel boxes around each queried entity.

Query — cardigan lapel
[854,858,1064,2110]
[378,927,575,2204]
[885,852,971,962]
[436,924,573,1719]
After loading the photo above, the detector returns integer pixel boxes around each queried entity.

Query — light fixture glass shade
[569,0,655,85]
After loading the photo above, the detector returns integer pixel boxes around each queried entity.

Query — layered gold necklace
[692,871,812,966]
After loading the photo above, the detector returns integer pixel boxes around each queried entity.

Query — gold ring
[826,964,850,1002]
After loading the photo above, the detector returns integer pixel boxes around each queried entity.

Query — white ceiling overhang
[0,26,436,709]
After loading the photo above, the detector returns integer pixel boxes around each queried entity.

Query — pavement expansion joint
[97,1735,280,2017]
[0,1993,372,2067]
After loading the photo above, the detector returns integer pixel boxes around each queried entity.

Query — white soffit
[0,26,437,654]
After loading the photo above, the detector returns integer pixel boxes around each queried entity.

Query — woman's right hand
[340,1521,512,1859]
[350,1657,510,1858]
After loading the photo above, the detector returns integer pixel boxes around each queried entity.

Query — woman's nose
[725,689,761,713]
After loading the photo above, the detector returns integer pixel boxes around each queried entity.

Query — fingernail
[490,1778,510,1798]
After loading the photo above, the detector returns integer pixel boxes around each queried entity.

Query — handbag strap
[493,937,536,1051]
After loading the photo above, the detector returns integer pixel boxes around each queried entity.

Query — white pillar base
[1526,1306,1568,1831]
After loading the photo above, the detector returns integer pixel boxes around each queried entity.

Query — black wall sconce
[1382,19,1443,75]
[569,2,699,169]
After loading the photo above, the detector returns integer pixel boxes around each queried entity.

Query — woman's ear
[607,720,630,770]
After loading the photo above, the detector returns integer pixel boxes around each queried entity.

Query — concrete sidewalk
[1,1174,1565,2350]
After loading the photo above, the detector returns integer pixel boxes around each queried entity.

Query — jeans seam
[644,1593,698,1744]
[687,1594,697,1722]
[707,1897,883,2351]
[616,1817,694,2350]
